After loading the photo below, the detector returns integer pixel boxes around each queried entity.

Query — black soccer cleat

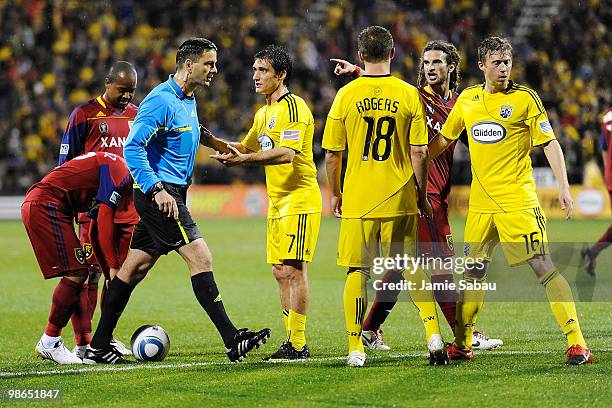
[82,345,133,365]
[226,328,271,362]
[263,341,310,361]
[580,245,596,277]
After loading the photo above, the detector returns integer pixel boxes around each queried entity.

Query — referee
[84,38,271,364]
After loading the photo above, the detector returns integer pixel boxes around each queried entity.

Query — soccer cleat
[427,334,449,365]
[347,350,366,367]
[580,245,596,277]
[472,331,503,350]
[36,339,83,365]
[447,343,474,361]
[72,345,87,360]
[263,341,310,361]
[566,344,593,365]
[110,338,132,356]
[82,345,133,364]
[226,328,271,362]
[362,329,391,351]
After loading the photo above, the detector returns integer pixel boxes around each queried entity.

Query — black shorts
[131,183,201,257]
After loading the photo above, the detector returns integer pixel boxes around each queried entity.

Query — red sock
[45,276,84,337]
[363,270,403,331]
[592,225,612,257]
[69,283,91,346]
[431,273,457,333]
[88,282,99,321]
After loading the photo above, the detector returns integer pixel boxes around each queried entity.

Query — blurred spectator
[0,0,609,193]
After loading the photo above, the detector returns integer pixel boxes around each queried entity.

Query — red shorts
[417,195,454,258]
[80,219,135,279]
[21,201,90,279]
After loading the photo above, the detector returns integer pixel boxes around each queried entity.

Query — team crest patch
[83,243,93,260]
[427,104,435,114]
[99,122,109,133]
[446,235,454,251]
[268,116,276,130]
[500,104,513,119]
[75,248,86,264]
[463,243,470,256]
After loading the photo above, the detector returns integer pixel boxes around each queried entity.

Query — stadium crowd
[0,0,609,192]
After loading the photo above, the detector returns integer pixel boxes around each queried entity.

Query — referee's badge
[268,116,276,130]
[500,104,513,119]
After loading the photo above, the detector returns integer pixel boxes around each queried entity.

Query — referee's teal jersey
[124,75,201,193]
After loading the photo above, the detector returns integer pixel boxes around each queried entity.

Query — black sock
[90,277,134,349]
[191,272,237,348]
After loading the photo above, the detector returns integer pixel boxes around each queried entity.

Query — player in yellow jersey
[206,45,321,360]
[429,37,592,365]
[323,26,448,367]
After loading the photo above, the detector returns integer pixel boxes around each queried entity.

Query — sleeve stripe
[512,84,544,113]
[285,95,298,122]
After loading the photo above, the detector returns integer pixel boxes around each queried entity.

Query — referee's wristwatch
[151,182,165,197]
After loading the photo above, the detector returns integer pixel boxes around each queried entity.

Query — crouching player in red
[21,152,131,364]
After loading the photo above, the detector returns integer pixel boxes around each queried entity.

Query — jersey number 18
[362,116,395,161]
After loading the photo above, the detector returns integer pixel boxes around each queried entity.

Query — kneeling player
[21,152,132,364]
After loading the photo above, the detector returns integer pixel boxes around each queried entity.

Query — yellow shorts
[267,213,321,264]
[464,207,549,266]
[337,215,418,268]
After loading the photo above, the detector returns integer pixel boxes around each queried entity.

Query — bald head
[104,61,137,109]
[107,61,137,83]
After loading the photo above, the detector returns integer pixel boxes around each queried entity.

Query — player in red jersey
[22,152,132,364]
[58,61,138,357]
[331,41,502,350]
[581,107,612,275]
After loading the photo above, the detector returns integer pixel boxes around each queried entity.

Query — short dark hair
[478,36,513,62]
[176,37,217,68]
[254,45,293,82]
[358,26,394,63]
[417,40,462,90]
[106,61,137,82]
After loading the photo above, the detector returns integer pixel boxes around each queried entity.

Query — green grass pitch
[0,217,610,407]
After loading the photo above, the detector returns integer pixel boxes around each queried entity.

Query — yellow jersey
[242,92,322,218]
[440,81,556,213]
[322,74,428,218]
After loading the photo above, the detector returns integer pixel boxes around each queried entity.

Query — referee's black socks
[90,277,134,349]
[191,271,238,348]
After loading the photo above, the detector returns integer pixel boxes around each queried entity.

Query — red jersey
[418,86,458,202]
[24,152,132,269]
[601,108,612,191]
[59,96,138,224]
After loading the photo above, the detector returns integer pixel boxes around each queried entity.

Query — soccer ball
[130,325,170,362]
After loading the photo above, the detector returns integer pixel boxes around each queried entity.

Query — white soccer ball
[130,325,170,362]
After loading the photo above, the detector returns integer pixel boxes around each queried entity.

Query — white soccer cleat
[427,333,449,365]
[110,338,132,356]
[472,331,503,350]
[36,338,83,364]
[347,350,366,367]
[72,345,87,359]
[362,330,391,351]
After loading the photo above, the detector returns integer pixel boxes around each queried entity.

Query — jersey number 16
[362,116,395,161]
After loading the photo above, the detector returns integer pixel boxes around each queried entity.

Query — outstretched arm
[211,145,294,166]
[330,59,362,77]
[543,140,573,220]
[199,125,249,154]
